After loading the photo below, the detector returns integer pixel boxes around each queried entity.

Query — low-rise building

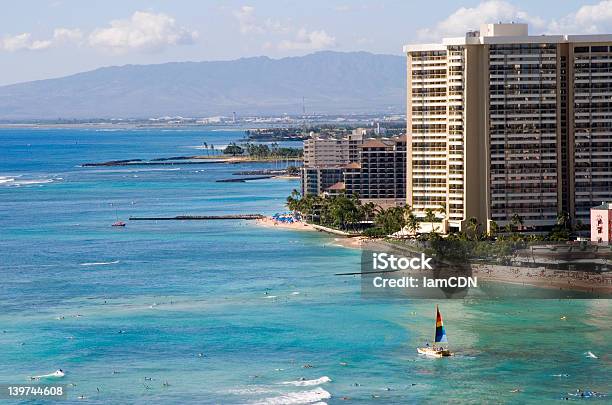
[301,166,344,196]
[590,202,612,243]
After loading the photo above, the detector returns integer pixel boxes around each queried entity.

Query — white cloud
[29,39,53,50]
[0,33,52,51]
[548,0,612,34]
[0,27,82,52]
[234,5,287,35]
[417,0,544,40]
[53,28,83,43]
[278,28,336,51]
[88,11,198,53]
[235,5,263,34]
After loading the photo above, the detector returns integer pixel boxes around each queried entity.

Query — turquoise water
[0,128,610,404]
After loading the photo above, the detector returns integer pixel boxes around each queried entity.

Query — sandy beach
[472,263,612,294]
[255,216,316,231]
[329,236,366,249]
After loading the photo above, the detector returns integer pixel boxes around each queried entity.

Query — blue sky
[1,0,611,85]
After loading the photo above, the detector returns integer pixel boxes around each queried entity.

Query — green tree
[424,208,437,223]
[467,217,481,241]
[223,142,244,156]
[360,202,378,222]
[437,203,447,221]
[286,189,301,211]
[488,220,499,239]
[511,213,524,232]
[406,212,420,236]
[375,206,407,235]
[286,165,300,176]
[557,211,571,230]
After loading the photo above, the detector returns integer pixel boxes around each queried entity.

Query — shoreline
[258,220,612,294]
[472,263,612,295]
[254,216,316,231]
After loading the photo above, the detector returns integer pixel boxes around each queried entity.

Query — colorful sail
[434,305,447,343]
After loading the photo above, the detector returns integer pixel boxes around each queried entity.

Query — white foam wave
[252,388,330,405]
[80,260,120,266]
[282,377,331,387]
[0,174,57,186]
[13,179,54,185]
[188,144,229,151]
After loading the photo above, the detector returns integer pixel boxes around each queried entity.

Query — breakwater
[129,214,264,221]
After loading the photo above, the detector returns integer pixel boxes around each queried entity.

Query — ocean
[0,128,609,404]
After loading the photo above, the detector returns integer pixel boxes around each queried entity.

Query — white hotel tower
[404,23,612,232]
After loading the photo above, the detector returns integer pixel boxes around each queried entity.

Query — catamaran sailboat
[417,305,452,358]
[111,207,126,227]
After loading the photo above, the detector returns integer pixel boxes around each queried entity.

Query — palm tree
[511,213,524,232]
[438,203,447,221]
[557,211,571,230]
[424,208,436,223]
[406,212,420,236]
[360,202,378,222]
[489,220,499,239]
[286,189,301,212]
[467,217,481,240]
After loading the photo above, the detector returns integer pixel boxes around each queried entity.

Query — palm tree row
[286,190,422,236]
[287,189,577,242]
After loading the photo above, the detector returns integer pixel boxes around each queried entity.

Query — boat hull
[417,347,452,358]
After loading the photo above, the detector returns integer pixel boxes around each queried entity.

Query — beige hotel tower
[404,23,612,232]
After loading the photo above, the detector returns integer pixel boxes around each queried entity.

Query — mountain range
[0,51,405,120]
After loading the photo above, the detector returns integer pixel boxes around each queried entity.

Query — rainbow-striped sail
[434,305,447,343]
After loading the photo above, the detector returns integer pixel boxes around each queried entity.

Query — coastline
[472,263,612,295]
[258,220,612,294]
[255,216,316,231]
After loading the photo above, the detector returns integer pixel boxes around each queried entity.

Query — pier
[129,214,264,221]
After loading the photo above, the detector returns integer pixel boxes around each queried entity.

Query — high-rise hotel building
[404,23,612,232]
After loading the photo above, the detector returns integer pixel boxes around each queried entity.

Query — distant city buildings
[404,23,612,232]
[303,131,364,167]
